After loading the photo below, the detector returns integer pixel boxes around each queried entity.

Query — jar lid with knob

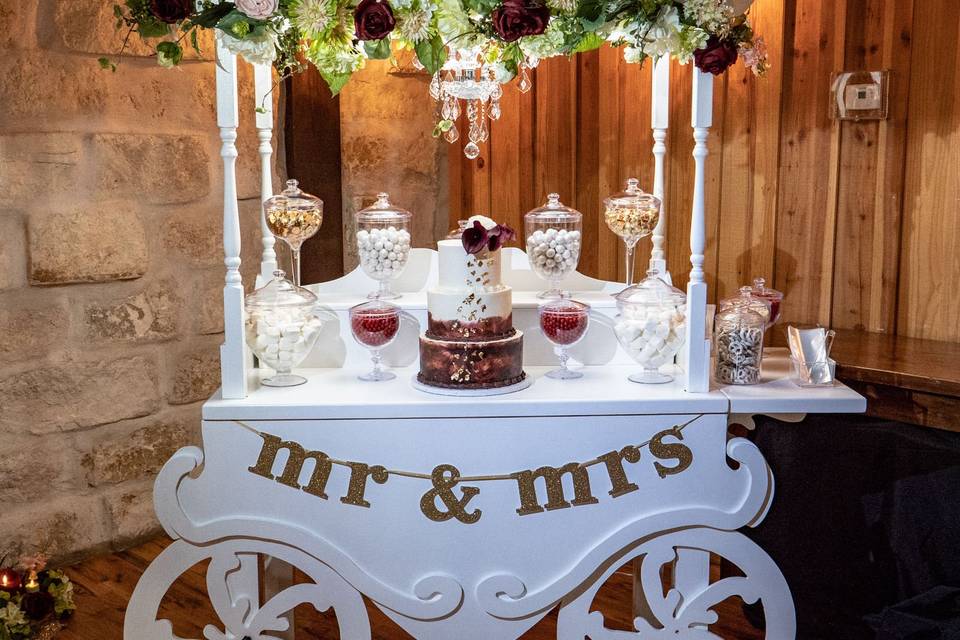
[355,192,413,226]
[245,269,318,309]
[614,269,686,311]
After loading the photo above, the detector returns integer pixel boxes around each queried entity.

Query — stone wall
[340,61,450,271]
[0,0,273,563]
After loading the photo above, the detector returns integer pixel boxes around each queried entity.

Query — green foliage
[364,38,392,60]
[415,35,447,74]
[157,41,184,67]
[321,69,352,96]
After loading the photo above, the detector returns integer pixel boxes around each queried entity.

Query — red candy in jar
[540,304,589,346]
[351,307,400,347]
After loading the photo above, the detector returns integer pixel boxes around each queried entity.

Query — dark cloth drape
[747,414,960,639]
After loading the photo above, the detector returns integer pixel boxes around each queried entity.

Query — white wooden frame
[217,45,713,399]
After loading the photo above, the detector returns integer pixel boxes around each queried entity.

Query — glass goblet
[603,178,660,287]
[539,299,590,380]
[265,179,323,286]
[349,301,401,382]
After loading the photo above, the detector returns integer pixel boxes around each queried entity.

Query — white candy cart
[124,37,865,639]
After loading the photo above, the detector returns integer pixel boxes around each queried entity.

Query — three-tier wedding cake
[417,216,525,390]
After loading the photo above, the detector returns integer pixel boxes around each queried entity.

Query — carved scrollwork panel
[556,528,795,640]
[124,539,371,640]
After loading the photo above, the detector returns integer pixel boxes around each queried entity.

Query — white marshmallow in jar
[524,193,583,298]
[355,192,413,300]
[614,270,687,384]
[244,270,323,388]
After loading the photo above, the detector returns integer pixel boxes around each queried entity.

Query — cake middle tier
[418,331,525,390]
[426,286,513,340]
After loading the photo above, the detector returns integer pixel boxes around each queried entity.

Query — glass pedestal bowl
[525,194,583,298]
[614,270,687,384]
[245,270,323,387]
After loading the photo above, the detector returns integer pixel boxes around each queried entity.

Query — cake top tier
[437,215,516,292]
[437,239,503,291]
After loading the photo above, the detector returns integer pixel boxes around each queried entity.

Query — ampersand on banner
[420,464,482,524]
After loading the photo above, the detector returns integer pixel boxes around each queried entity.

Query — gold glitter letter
[420,464,482,524]
[248,433,334,499]
[512,463,599,516]
[340,463,389,508]
[597,446,642,498]
[649,426,693,479]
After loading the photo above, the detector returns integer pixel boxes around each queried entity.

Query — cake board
[411,373,533,396]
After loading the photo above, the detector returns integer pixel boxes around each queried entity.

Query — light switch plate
[831,70,889,121]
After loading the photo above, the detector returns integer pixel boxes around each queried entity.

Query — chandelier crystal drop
[432,48,503,159]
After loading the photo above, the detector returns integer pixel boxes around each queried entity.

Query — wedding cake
[417,216,525,390]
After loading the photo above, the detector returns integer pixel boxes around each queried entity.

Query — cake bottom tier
[418,331,525,390]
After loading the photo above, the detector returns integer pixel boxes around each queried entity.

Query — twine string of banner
[230,414,704,483]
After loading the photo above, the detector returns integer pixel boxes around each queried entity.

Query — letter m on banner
[512,463,600,515]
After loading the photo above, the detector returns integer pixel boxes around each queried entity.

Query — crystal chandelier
[430,48,536,160]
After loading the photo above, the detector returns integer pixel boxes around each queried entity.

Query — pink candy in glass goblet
[539,299,590,380]
[349,301,401,382]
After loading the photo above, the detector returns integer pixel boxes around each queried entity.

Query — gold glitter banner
[236,416,700,524]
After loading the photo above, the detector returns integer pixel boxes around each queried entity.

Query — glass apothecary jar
[244,270,323,387]
[714,288,767,385]
[603,178,660,287]
[355,193,413,300]
[614,270,687,384]
[264,179,323,286]
[750,277,783,328]
[524,193,583,298]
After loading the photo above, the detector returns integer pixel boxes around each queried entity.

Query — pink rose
[235,0,279,20]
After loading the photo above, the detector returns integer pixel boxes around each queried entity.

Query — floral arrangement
[104,0,767,94]
[0,556,76,640]
[461,215,516,254]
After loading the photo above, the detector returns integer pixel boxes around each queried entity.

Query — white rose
[221,31,279,66]
[236,0,280,20]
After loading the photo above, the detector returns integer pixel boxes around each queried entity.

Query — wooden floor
[58,537,763,639]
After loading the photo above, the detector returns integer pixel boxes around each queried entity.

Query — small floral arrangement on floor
[103,0,767,95]
[0,556,76,640]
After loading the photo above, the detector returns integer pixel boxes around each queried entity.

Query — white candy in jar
[526,228,581,278]
[357,227,411,280]
[615,304,686,368]
[247,307,323,369]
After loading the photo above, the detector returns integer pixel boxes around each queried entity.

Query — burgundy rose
[149,0,194,24]
[462,221,489,255]
[20,591,55,620]
[486,224,516,251]
[693,36,739,75]
[491,0,550,43]
[354,0,396,41]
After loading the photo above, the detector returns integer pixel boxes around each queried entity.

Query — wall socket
[830,70,889,121]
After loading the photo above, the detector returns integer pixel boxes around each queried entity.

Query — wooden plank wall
[448,0,960,342]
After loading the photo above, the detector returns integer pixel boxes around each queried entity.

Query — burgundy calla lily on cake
[418,215,525,390]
